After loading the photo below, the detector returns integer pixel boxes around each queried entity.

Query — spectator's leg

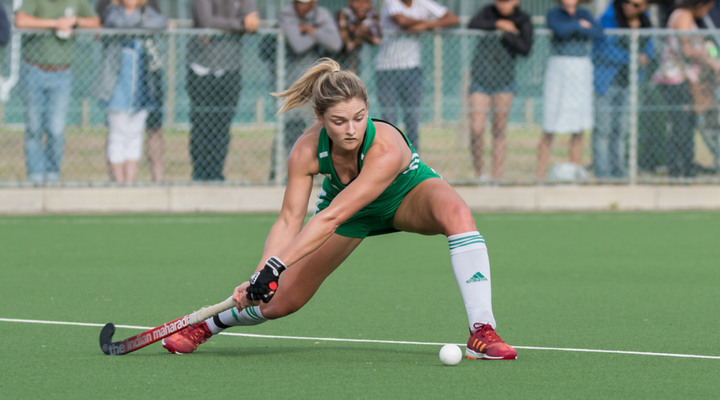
[680,111,698,176]
[21,63,46,183]
[537,132,554,180]
[44,69,71,183]
[124,110,148,183]
[612,86,630,178]
[569,133,583,165]
[107,111,128,183]
[399,67,423,151]
[201,74,226,181]
[145,70,165,182]
[188,70,212,181]
[491,92,513,180]
[469,92,490,179]
[146,127,164,182]
[657,84,679,176]
[208,71,242,181]
[699,107,720,171]
[376,70,398,126]
[593,89,612,178]
[661,83,696,177]
[640,85,667,171]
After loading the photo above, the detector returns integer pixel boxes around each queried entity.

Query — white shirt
[375,0,447,70]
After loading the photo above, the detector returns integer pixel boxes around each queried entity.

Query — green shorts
[314,162,441,239]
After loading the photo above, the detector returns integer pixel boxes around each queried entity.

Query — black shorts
[146,108,163,130]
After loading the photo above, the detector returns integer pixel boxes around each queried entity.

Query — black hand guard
[246,256,287,303]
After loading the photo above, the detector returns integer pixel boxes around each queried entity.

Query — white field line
[2,317,719,360]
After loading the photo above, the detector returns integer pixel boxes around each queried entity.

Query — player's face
[317,97,369,153]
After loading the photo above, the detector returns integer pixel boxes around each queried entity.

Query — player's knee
[439,200,475,235]
[261,298,303,320]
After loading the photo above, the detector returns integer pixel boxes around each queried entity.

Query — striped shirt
[375,0,447,70]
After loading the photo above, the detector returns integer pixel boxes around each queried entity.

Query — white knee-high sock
[448,231,496,331]
[204,300,267,335]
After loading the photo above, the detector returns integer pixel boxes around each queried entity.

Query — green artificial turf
[1,212,719,399]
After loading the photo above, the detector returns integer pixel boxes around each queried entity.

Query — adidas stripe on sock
[448,231,496,330]
[205,300,267,335]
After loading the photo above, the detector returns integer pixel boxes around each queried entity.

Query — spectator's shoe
[27,173,44,184]
[161,322,212,354]
[465,323,517,360]
[45,172,60,183]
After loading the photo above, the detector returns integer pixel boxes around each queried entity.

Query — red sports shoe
[161,322,212,354]
[465,323,517,360]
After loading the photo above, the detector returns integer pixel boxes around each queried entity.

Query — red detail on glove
[269,282,278,291]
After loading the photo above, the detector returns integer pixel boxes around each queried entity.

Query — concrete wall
[1,185,720,214]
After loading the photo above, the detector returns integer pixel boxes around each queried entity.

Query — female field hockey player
[162,58,517,360]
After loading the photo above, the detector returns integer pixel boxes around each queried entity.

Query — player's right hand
[246,256,287,303]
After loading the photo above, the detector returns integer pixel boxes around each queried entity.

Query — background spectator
[652,0,717,177]
[96,0,165,182]
[15,0,100,184]
[467,0,532,182]
[592,0,653,179]
[336,0,382,72]
[93,0,166,183]
[375,0,459,152]
[0,5,9,47]
[188,0,259,181]
[537,0,603,180]
[648,0,675,27]
[696,0,720,172]
[272,0,342,180]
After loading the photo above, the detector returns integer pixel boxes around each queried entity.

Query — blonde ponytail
[272,58,368,116]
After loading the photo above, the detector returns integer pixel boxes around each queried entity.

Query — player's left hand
[233,281,260,309]
[246,256,287,303]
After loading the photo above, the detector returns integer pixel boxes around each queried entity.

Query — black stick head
[100,323,116,355]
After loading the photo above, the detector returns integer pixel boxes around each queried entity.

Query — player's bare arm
[232,126,322,307]
[256,126,322,270]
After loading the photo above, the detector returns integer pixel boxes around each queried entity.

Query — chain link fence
[1,28,719,185]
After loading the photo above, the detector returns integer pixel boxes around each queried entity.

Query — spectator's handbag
[690,79,715,114]
[144,38,164,72]
[141,6,164,72]
[689,39,718,115]
[142,40,164,109]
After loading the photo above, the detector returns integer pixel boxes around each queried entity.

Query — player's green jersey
[313,118,441,238]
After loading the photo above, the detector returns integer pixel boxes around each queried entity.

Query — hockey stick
[99,297,236,355]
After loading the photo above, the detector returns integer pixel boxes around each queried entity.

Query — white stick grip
[187,297,236,325]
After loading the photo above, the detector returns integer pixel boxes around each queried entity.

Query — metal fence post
[433,33,443,127]
[628,30,639,186]
[166,24,177,128]
[273,31,286,186]
[458,31,470,148]
[0,29,21,102]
